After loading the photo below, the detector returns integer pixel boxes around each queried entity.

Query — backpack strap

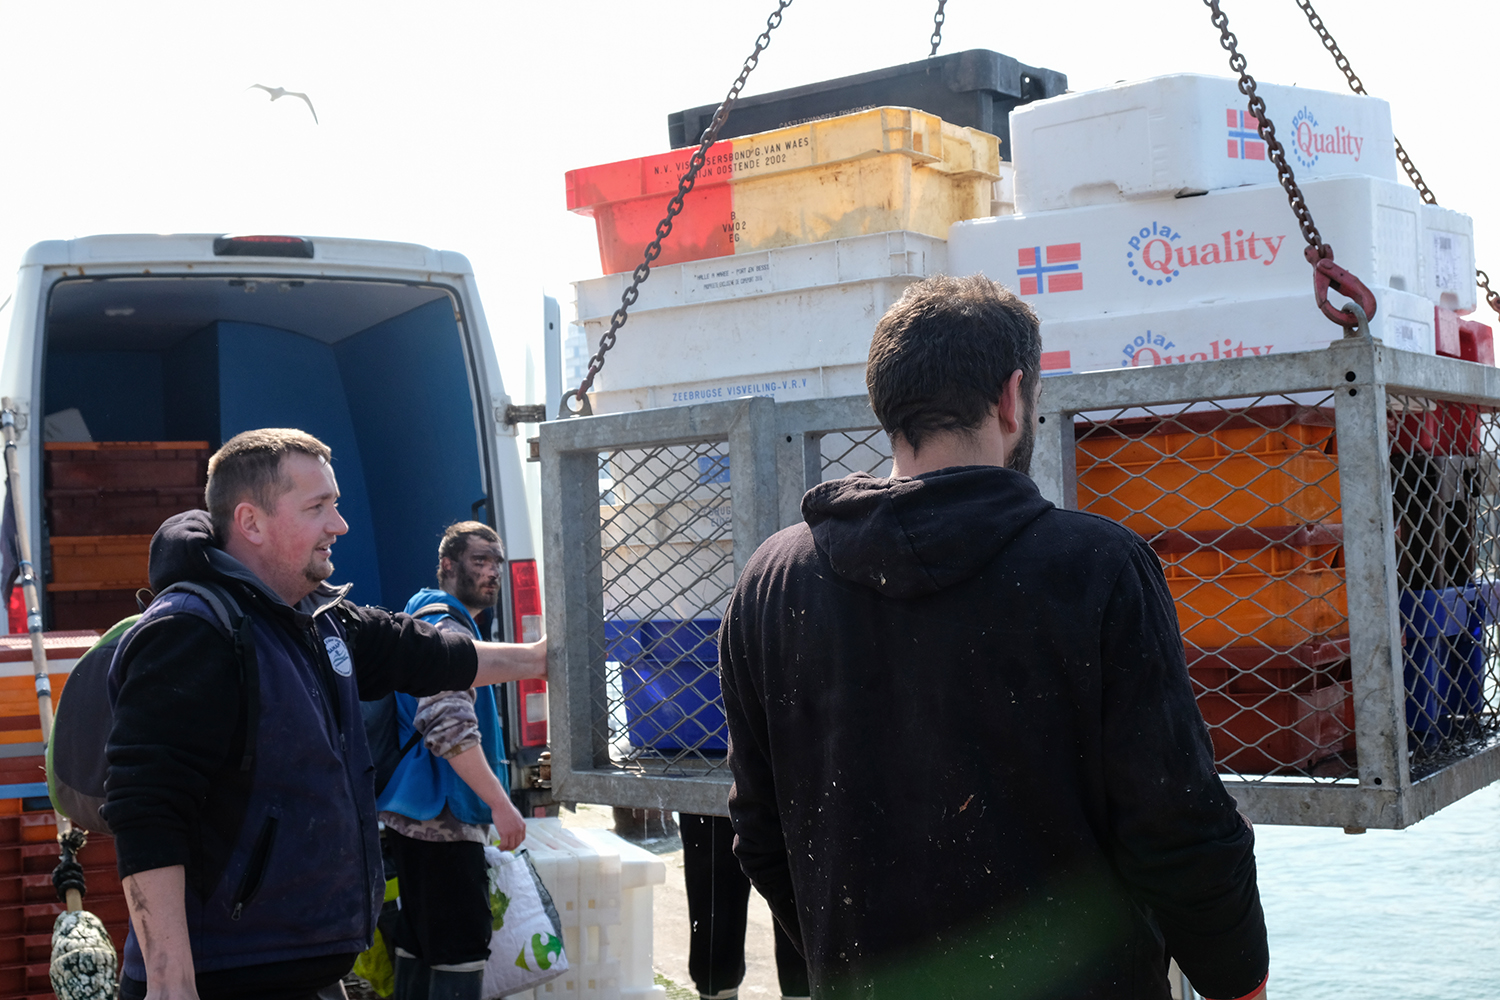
[151,581,261,774]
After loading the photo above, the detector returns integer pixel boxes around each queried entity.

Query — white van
[0,232,550,803]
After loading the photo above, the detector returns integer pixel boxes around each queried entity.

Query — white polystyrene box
[506,819,666,1000]
[1038,285,1435,377]
[947,176,1445,322]
[1419,202,1478,312]
[1010,73,1397,212]
[573,231,946,412]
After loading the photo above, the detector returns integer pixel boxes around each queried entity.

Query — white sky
[2,0,1496,400]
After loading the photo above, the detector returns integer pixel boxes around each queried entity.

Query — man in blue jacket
[379,521,524,1000]
[105,430,546,1000]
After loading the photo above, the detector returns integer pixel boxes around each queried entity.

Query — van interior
[42,275,489,617]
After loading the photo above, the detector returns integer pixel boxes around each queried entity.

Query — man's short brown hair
[206,429,333,541]
[436,521,501,583]
[866,274,1042,452]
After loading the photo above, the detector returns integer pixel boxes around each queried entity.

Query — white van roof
[23,233,475,276]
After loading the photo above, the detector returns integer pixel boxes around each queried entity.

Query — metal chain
[929,0,947,57]
[1478,270,1500,316]
[1295,0,1435,204]
[559,0,795,418]
[1203,0,1326,256]
[1292,0,1500,325]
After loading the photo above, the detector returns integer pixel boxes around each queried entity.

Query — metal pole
[0,397,82,911]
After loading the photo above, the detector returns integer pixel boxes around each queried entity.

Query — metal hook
[558,389,593,419]
[1343,300,1370,340]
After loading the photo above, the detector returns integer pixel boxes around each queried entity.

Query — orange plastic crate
[1166,553,1347,648]
[47,535,151,590]
[1077,406,1341,533]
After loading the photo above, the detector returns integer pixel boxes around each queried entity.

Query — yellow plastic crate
[567,106,1002,273]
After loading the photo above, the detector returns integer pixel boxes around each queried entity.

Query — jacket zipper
[230,815,279,920]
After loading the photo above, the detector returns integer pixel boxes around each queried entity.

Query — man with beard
[719,275,1269,1000]
[378,522,524,1000]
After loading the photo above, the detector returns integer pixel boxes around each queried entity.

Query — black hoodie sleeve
[1099,541,1269,999]
[339,604,479,700]
[104,614,242,878]
[720,569,805,954]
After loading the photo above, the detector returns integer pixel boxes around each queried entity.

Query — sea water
[1255,783,1500,998]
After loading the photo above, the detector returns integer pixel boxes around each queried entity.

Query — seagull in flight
[248,84,318,124]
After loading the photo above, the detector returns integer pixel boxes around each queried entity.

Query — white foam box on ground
[572,231,946,414]
[1421,202,1478,312]
[948,175,1469,322]
[504,819,666,1000]
[1009,73,1397,212]
[1042,284,1436,376]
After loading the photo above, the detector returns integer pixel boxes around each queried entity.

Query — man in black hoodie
[719,276,1269,1000]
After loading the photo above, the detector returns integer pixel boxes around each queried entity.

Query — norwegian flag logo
[1041,350,1072,376]
[1226,109,1265,160]
[1017,243,1083,295]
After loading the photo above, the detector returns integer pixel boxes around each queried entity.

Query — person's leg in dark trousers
[682,813,752,999]
[773,919,811,999]
[387,831,492,1000]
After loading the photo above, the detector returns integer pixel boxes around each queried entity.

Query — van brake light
[509,559,547,747]
[212,235,314,258]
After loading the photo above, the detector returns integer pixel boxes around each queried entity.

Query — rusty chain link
[1294,0,1500,322]
[1478,270,1500,316]
[559,0,795,418]
[1203,0,1379,329]
[1204,0,1325,255]
[929,0,947,57]
[1295,0,1436,206]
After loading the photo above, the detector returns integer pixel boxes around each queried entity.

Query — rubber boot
[394,952,431,1000]
[428,967,484,1000]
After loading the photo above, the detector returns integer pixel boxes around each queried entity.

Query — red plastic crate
[1389,401,1482,456]
[44,442,209,491]
[1459,318,1495,365]
[1196,682,1354,774]
[46,486,203,536]
[48,589,139,632]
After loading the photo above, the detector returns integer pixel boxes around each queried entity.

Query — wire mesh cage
[817,428,892,481]
[594,443,736,775]
[1033,339,1500,828]
[545,343,1500,826]
[1074,394,1353,781]
[1386,394,1500,780]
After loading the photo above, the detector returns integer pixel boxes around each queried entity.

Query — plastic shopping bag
[481,846,568,999]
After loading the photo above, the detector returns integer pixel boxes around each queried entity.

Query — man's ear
[997,369,1025,435]
[438,555,455,582]
[232,501,263,547]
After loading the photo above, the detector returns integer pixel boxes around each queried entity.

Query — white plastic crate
[573,231,946,413]
[504,819,666,1000]
[1040,284,1436,376]
[1009,73,1397,212]
[948,176,1469,321]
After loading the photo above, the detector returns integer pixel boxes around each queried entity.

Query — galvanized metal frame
[541,398,781,814]
[541,339,1500,827]
[1036,337,1500,829]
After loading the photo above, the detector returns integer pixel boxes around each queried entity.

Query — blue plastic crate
[605,619,726,751]
[1400,586,1493,736]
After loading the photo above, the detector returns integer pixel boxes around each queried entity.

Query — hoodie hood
[148,509,350,616]
[803,467,1053,599]
[404,587,481,638]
